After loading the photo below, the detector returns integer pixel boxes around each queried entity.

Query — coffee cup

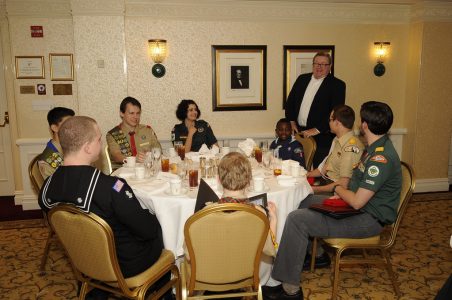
[135,166,145,179]
[291,164,300,177]
[170,178,182,195]
[253,177,265,192]
[123,156,136,168]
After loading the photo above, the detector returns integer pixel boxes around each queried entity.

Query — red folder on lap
[310,198,362,219]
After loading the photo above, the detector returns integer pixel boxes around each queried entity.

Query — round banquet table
[112,166,313,285]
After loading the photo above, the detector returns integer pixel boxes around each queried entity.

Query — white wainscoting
[15,129,413,210]
[15,138,48,210]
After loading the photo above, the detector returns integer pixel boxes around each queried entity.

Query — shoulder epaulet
[108,125,121,134]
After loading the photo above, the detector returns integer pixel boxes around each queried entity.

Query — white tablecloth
[113,167,313,285]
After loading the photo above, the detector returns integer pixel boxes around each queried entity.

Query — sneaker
[303,252,331,270]
[263,285,303,300]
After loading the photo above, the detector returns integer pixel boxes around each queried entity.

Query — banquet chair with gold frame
[295,134,317,171]
[104,145,113,175]
[181,203,269,300]
[310,161,415,300]
[28,154,54,274]
[48,204,180,300]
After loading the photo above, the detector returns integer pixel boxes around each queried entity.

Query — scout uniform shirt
[38,140,63,179]
[320,131,364,181]
[173,120,217,152]
[106,123,161,162]
[348,135,402,225]
[270,136,306,167]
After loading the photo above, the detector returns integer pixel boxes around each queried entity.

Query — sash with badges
[110,127,132,157]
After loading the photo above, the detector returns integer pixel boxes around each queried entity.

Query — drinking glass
[161,155,170,172]
[152,147,161,160]
[262,150,272,169]
[175,141,185,160]
[144,152,154,177]
[272,158,282,176]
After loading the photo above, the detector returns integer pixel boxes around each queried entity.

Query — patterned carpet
[0,193,451,299]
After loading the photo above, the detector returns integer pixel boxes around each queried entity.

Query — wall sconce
[148,39,167,78]
[373,42,390,77]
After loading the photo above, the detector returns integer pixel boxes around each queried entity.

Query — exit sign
[31,26,43,38]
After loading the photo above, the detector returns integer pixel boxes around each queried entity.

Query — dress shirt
[297,75,325,126]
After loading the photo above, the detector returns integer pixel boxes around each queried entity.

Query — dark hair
[276,118,291,128]
[360,101,393,135]
[332,105,355,129]
[47,107,75,126]
[175,99,201,121]
[120,97,141,113]
[313,52,332,65]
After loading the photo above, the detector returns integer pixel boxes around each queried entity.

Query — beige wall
[414,22,452,179]
[2,0,452,192]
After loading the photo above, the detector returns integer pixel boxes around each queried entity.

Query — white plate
[164,187,188,197]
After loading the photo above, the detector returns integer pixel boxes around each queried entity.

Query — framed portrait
[212,45,267,111]
[283,45,335,108]
[49,53,74,81]
[15,56,45,79]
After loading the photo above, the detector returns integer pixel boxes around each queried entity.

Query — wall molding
[4,1,452,23]
[414,178,450,193]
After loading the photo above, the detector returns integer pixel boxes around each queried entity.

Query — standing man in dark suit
[285,52,346,168]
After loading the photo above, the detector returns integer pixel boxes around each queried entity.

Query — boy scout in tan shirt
[106,97,161,170]
[307,105,364,193]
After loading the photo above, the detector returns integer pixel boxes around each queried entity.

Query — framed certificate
[15,56,45,79]
[49,53,74,81]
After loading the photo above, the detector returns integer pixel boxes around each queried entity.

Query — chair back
[384,161,415,246]
[29,154,45,193]
[184,203,269,293]
[105,145,113,175]
[295,134,317,170]
[48,205,127,288]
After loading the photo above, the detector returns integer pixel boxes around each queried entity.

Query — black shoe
[263,285,303,300]
[303,252,331,270]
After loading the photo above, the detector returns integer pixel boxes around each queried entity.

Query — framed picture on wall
[15,56,45,79]
[283,45,335,108]
[49,53,74,81]
[212,45,267,111]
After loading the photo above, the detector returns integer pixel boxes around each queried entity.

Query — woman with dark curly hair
[172,99,218,152]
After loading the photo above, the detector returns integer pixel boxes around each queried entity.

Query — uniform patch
[198,127,205,133]
[370,155,387,163]
[344,145,360,153]
[140,142,150,147]
[365,179,375,185]
[376,147,384,152]
[368,165,380,177]
[349,137,356,145]
[125,190,133,198]
[141,135,146,140]
[113,180,124,192]
[294,147,302,154]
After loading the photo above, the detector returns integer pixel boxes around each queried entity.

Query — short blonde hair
[218,152,252,191]
[58,116,98,155]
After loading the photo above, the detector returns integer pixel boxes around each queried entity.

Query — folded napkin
[238,138,256,157]
[199,144,210,154]
[210,144,220,155]
[169,156,182,164]
[132,179,169,195]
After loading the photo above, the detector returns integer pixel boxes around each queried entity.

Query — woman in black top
[172,99,218,152]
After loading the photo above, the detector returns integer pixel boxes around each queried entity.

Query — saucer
[164,187,188,197]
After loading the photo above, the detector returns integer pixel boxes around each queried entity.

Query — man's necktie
[129,131,137,156]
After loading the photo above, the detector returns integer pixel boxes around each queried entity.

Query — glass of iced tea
[177,145,185,160]
[188,169,199,189]
[161,156,170,172]
[254,147,262,163]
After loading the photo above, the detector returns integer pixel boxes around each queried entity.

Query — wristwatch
[332,184,340,193]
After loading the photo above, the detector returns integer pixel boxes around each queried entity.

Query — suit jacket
[285,73,346,136]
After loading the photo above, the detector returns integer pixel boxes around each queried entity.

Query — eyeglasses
[313,63,330,68]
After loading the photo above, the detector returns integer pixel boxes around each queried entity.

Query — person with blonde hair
[217,152,278,253]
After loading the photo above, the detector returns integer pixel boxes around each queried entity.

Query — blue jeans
[271,195,383,285]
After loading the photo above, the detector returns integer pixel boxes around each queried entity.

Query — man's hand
[301,128,320,138]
